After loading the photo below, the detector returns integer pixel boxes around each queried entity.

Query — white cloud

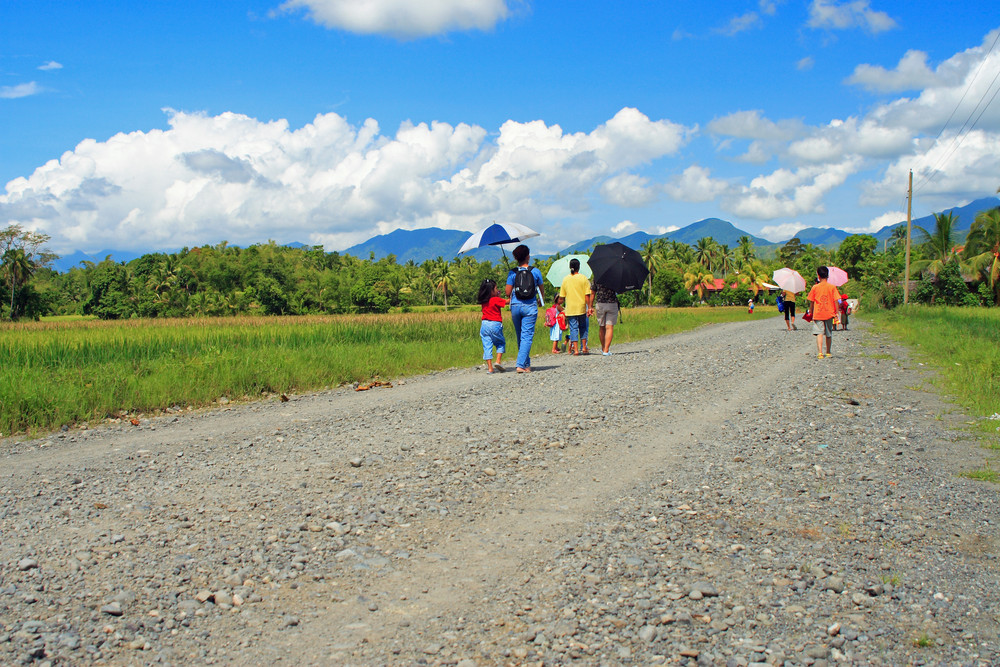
[724,158,862,219]
[0,82,41,99]
[787,117,912,163]
[716,11,761,36]
[611,220,637,234]
[807,0,897,34]
[846,50,943,93]
[663,166,730,203]
[758,222,807,242]
[655,225,680,234]
[707,110,803,142]
[277,0,509,37]
[842,210,904,235]
[1,107,693,253]
[797,57,815,71]
[38,61,63,71]
[600,173,657,207]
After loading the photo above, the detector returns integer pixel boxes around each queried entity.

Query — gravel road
[2,315,999,666]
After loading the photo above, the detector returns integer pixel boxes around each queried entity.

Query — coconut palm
[2,247,35,319]
[716,243,735,277]
[683,267,714,301]
[694,237,716,269]
[434,259,455,309]
[737,260,768,297]
[962,207,1000,296]
[640,240,663,304]
[736,235,756,265]
[912,211,959,278]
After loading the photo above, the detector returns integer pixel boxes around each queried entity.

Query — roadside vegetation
[0,306,754,437]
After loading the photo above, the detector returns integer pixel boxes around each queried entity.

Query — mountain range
[48,197,1000,272]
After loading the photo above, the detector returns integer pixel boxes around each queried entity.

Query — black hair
[477,279,496,304]
[569,258,580,273]
[512,244,530,264]
[817,266,829,280]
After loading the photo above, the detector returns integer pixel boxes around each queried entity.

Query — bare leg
[603,325,614,353]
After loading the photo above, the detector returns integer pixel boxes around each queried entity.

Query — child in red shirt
[477,279,508,373]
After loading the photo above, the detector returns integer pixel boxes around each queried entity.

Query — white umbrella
[545,254,592,287]
[458,221,540,254]
[772,268,806,293]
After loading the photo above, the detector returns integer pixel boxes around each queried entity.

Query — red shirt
[481,296,508,322]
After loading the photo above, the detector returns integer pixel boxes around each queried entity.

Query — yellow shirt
[559,273,592,316]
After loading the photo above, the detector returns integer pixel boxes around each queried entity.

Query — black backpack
[512,268,536,300]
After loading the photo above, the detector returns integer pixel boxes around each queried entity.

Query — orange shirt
[807,281,842,321]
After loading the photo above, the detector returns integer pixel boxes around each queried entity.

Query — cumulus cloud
[611,220,637,235]
[842,210,904,235]
[724,158,862,219]
[846,50,945,93]
[758,222,807,242]
[787,117,912,163]
[38,61,63,71]
[708,110,803,142]
[807,0,897,34]
[716,11,762,36]
[664,166,730,203]
[600,173,658,207]
[1,107,693,253]
[277,0,509,37]
[0,82,42,99]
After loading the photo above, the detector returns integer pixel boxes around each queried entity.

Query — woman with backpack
[505,244,545,373]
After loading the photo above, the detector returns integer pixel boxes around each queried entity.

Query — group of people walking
[477,244,619,374]
[777,266,851,359]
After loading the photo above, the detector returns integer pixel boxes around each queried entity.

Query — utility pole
[903,169,912,304]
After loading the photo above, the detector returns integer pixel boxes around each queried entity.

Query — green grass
[863,307,1000,421]
[1,306,753,436]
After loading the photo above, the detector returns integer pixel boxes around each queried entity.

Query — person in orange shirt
[806,266,842,359]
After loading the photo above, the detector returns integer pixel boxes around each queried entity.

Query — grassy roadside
[863,306,1000,480]
[1,306,757,436]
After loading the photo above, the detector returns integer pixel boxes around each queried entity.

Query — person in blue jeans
[504,244,545,373]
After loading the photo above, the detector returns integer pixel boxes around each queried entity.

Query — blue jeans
[480,320,505,360]
[510,301,537,369]
[567,314,587,343]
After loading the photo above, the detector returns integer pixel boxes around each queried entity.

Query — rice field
[1,306,757,436]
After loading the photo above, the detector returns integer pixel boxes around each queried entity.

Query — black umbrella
[587,242,649,293]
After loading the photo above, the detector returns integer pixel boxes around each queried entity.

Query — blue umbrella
[458,221,540,254]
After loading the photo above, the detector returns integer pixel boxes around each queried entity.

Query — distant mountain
[344,227,502,263]
[558,218,772,256]
[51,249,148,273]
[791,227,851,248]
[873,196,1000,244]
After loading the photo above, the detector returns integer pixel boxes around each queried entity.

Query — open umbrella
[458,221,539,254]
[587,242,648,293]
[772,267,806,294]
[545,254,592,287]
[827,266,849,287]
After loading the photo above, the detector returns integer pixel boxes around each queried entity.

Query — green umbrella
[546,254,592,287]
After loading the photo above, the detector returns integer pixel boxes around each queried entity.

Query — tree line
[2,208,998,321]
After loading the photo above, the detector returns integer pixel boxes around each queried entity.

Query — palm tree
[737,260,768,297]
[913,211,961,279]
[683,267,715,301]
[963,207,1000,297]
[716,243,735,277]
[736,235,756,264]
[2,247,35,319]
[434,259,455,309]
[640,240,663,305]
[694,237,715,270]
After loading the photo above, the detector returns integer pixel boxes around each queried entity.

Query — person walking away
[546,296,565,353]
[505,244,545,373]
[783,290,798,331]
[806,266,842,359]
[593,281,619,356]
[477,279,507,373]
[558,258,593,355]
[839,293,850,330]
[747,298,754,314]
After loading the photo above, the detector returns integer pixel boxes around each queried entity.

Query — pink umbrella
[827,266,849,287]
[772,267,806,293]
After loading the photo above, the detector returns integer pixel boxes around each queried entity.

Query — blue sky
[2,1,999,255]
